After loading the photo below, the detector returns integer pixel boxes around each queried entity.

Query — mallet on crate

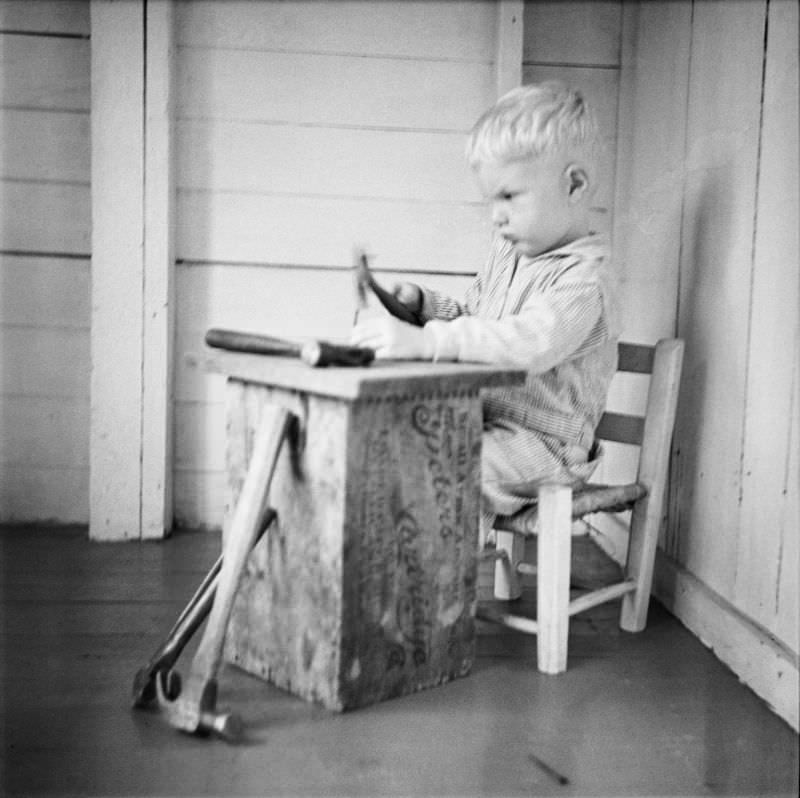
[205,328,374,367]
[153,405,293,742]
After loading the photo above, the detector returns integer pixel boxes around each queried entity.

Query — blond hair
[466,81,599,167]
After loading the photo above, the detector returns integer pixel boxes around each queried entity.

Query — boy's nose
[491,204,507,227]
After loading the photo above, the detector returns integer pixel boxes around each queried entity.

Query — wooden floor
[0,524,797,797]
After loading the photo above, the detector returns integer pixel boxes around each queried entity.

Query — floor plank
[1,524,797,797]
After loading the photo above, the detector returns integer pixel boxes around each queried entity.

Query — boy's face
[475,157,581,258]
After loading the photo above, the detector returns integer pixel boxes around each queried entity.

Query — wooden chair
[477,338,685,673]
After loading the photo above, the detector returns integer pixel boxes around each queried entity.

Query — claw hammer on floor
[156,404,293,741]
[131,507,277,710]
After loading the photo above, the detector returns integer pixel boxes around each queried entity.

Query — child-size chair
[477,338,685,673]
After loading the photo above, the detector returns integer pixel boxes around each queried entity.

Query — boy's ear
[564,164,591,203]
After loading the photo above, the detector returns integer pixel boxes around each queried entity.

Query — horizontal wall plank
[173,468,226,531]
[178,47,494,131]
[0,396,89,468]
[0,255,89,326]
[0,34,89,110]
[523,0,621,66]
[176,190,491,273]
[0,325,89,398]
[177,120,481,202]
[176,0,497,62]
[0,109,89,182]
[174,400,226,472]
[0,181,90,253]
[0,464,88,523]
[0,1,89,35]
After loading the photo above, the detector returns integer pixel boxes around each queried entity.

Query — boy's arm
[425,279,606,370]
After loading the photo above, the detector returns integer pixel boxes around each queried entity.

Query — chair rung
[478,548,509,564]
[476,605,539,635]
[568,581,637,617]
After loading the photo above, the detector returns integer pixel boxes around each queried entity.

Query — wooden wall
[0,0,91,522]
[172,0,503,527]
[1,0,796,729]
[613,0,798,729]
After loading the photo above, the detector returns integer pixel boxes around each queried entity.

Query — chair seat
[493,482,649,537]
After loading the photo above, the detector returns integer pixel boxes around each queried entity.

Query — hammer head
[155,673,243,743]
[353,247,373,309]
[132,666,181,708]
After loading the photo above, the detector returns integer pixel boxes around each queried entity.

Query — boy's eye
[500,192,515,201]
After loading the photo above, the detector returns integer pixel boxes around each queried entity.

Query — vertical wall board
[89,0,145,540]
[523,0,621,67]
[176,0,497,61]
[495,0,523,96]
[735,0,800,640]
[776,351,798,650]
[674,0,767,598]
[0,1,89,35]
[610,0,691,342]
[520,65,617,218]
[140,0,176,539]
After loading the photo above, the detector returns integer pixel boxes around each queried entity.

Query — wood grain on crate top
[190,349,526,401]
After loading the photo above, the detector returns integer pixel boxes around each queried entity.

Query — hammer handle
[355,251,424,326]
[181,406,292,701]
[205,328,374,367]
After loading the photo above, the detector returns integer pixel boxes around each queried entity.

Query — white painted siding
[173,0,498,527]
[613,0,798,729]
[0,1,90,522]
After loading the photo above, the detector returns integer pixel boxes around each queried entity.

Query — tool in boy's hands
[353,248,424,327]
[205,327,374,367]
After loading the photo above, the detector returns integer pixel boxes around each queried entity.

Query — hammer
[205,328,374,367]
[353,248,424,326]
[131,507,276,710]
[157,405,293,741]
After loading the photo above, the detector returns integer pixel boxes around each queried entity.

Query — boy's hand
[391,282,423,315]
[350,316,433,360]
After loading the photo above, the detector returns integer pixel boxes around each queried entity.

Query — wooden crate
[205,354,524,711]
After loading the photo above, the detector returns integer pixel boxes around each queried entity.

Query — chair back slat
[595,411,645,446]
[617,342,656,374]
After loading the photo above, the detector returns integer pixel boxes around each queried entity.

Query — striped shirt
[419,233,620,515]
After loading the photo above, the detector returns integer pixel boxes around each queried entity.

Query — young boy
[350,82,620,531]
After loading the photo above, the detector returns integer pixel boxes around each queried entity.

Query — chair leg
[536,484,572,674]
[620,497,660,632]
[493,529,524,600]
